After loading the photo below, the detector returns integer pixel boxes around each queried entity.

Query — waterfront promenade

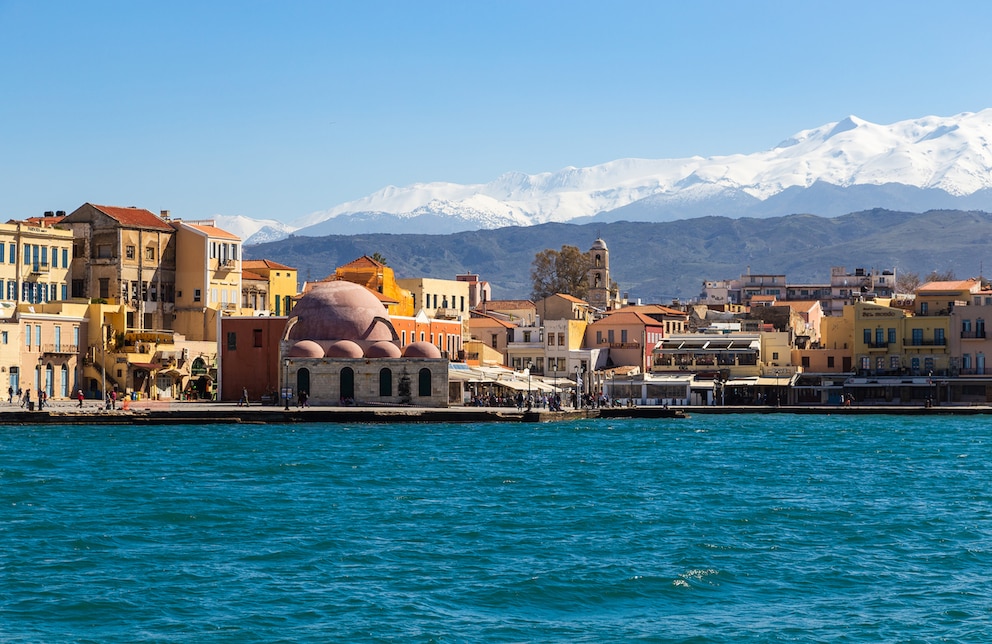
[2,398,992,424]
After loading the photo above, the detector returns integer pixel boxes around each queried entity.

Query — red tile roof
[177,222,240,241]
[91,204,173,231]
[243,259,295,271]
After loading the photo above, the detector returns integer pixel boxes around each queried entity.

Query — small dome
[287,340,324,358]
[365,341,402,358]
[403,341,442,359]
[590,238,608,251]
[324,339,364,358]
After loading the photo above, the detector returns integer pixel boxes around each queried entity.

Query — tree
[530,245,590,300]
[896,272,921,293]
[371,252,388,265]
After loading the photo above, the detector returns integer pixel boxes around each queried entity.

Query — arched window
[418,368,432,397]
[379,368,392,397]
[340,367,355,402]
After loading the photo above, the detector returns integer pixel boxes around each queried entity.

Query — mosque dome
[287,340,325,358]
[287,280,395,343]
[403,341,443,359]
[324,339,365,358]
[365,341,403,358]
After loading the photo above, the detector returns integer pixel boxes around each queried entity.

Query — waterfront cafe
[449,363,559,405]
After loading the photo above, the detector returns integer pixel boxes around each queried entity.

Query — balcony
[866,340,890,350]
[902,338,947,346]
[960,330,987,339]
[217,258,237,272]
[30,262,50,275]
[42,344,78,355]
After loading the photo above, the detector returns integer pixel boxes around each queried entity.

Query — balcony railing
[902,338,947,346]
[42,344,78,355]
[960,330,987,339]
[30,262,50,275]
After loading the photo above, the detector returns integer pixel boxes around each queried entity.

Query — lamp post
[526,360,533,411]
[37,355,43,408]
[101,323,108,406]
[284,359,290,410]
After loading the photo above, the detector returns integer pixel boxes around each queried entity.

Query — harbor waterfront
[3,414,992,642]
[3,399,992,424]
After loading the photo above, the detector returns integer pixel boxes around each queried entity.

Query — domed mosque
[282,280,448,406]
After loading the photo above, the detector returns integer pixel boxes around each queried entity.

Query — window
[491,334,498,347]
[912,328,923,345]
[194,289,201,303]
[547,334,554,346]
[559,333,565,346]
[379,368,392,396]
[935,328,945,345]
[418,368,432,397]
[34,325,41,346]
[608,329,615,343]
[921,302,929,315]
[62,248,68,267]
[227,332,237,351]
[621,329,628,343]
[888,328,896,344]
[8,243,14,263]
[145,247,155,261]
[863,329,871,344]
[801,356,810,368]
[860,356,870,369]
[596,330,603,343]
[98,278,109,299]
[1,331,6,344]
[126,245,135,259]
[523,331,531,343]
[253,329,263,347]
[827,356,835,368]
[96,245,112,259]
[875,328,884,345]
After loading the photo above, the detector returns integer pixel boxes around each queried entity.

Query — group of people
[7,385,46,409]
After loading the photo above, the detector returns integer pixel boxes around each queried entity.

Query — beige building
[172,220,242,342]
[62,203,177,331]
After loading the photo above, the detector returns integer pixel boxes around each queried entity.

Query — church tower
[586,237,612,310]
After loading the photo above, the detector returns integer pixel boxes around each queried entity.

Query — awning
[130,362,159,370]
[756,374,799,386]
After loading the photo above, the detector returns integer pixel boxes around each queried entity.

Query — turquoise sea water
[2,415,991,642]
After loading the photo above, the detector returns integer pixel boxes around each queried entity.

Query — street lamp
[101,323,109,406]
[284,359,290,410]
[526,360,533,411]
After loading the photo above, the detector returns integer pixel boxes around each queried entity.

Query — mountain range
[245,209,992,304]
[219,109,992,241]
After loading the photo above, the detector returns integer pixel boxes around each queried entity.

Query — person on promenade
[23,388,30,409]
[7,385,12,404]
[38,390,46,410]
[77,389,84,407]
[240,387,250,407]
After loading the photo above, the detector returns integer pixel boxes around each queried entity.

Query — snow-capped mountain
[263,109,992,241]
[211,214,296,245]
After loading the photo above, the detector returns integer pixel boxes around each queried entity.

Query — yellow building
[0,220,74,305]
[241,259,298,316]
[332,255,413,317]
[915,279,982,316]
[851,301,950,376]
[171,220,242,341]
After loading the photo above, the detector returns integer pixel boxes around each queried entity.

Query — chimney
[160,210,170,220]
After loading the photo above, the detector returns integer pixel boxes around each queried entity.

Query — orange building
[332,255,414,316]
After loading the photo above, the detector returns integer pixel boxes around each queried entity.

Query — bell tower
[587,237,611,310]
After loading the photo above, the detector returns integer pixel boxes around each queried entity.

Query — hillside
[246,209,992,303]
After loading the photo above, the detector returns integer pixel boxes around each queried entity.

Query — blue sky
[2,0,992,224]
